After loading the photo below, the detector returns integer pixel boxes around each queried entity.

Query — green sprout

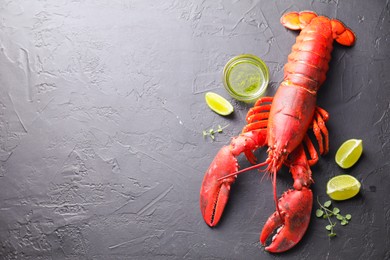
[203,124,229,140]
[316,197,352,237]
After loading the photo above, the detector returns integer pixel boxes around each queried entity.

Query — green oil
[227,62,264,96]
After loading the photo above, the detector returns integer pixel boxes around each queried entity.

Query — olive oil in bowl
[223,54,269,103]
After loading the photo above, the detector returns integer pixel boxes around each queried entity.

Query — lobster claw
[200,146,238,227]
[260,187,313,253]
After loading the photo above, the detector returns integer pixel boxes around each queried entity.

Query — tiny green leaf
[203,125,229,140]
[316,197,351,238]
[316,209,324,217]
[323,213,332,219]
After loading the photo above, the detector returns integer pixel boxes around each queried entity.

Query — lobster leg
[315,107,329,154]
[246,97,273,120]
[200,129,268,227]
[312,107,330,155]
[244,97,273,133]
[260,144,313,253]
[303,135,319,167]
[243,97,272,164]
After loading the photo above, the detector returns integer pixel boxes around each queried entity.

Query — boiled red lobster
[200,11,355,253]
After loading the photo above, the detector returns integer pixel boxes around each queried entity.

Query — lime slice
[326,174,361,200]
[205,92,234,116]
[335,139,363,169]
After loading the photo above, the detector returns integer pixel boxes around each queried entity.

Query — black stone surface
[0,1,389,259]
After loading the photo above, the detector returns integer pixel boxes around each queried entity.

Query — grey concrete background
[0,0,389,259]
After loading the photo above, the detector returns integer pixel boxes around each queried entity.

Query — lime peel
[335,139,363,169]
[205,92,234,116]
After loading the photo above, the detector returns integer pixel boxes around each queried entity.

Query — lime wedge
[205,92,234,116]
[335,139,363,169]
[326,174,361,200]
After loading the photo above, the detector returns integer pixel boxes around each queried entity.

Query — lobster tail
[282,11,355,93]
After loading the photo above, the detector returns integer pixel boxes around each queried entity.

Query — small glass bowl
[223,54,269,103]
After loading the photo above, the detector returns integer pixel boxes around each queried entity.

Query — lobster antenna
[272,168,283,221]
[217,160,269,181]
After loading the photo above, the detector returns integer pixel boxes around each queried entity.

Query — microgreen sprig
[202,124,229,140]
[316,197,352,237]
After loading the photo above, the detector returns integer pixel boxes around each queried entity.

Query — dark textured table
[0,1,389,259]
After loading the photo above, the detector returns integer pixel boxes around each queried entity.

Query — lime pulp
[205,92,234,116]
[335,139,363,169]
[326,174,361,200]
